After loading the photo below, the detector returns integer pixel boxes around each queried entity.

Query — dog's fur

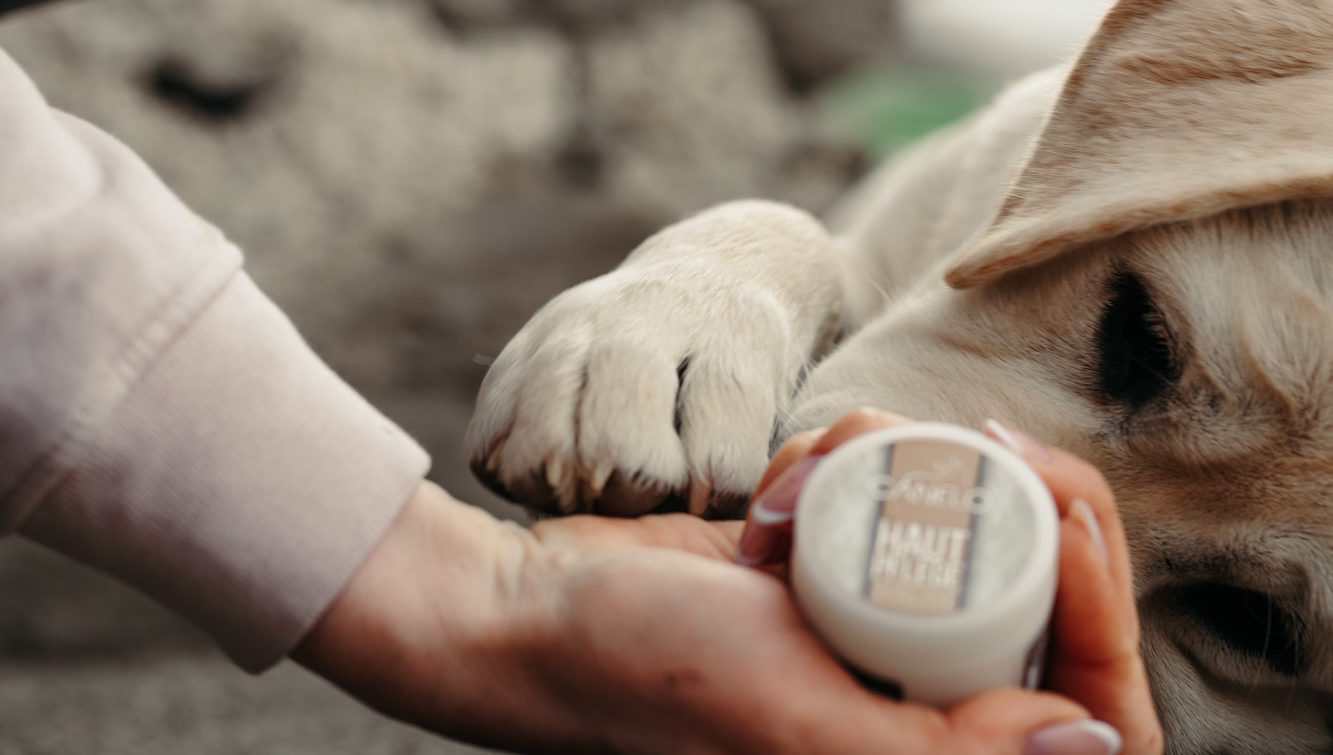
[466,1,1333,750]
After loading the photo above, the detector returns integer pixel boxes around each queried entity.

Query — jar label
[864,439,985,614]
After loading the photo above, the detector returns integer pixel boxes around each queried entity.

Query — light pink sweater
[0,48,430,672]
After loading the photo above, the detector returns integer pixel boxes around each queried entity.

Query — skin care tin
[791,422,1058,707]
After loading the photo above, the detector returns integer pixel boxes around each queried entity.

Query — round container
[791,422,1058,707]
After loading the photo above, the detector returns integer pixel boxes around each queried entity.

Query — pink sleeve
[0,48,429,671]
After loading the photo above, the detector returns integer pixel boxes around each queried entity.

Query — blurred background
[0,0,1110,752]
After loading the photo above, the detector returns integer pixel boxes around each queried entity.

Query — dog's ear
[946,0,1333,289]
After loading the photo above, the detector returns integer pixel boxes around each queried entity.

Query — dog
[466,1,1333,751]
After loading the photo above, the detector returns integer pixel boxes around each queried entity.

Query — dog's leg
[828,66,1066,328]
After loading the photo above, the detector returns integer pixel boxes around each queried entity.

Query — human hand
[294,477,1121,754]
[736,409,1164,755]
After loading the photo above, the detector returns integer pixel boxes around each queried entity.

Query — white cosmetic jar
[791,422,1058,707]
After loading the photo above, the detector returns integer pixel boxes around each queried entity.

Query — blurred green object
[820,63,995,158]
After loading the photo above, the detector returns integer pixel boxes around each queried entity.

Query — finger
[983,421,1161,754]
[984,421,1132,600]
[753,407,911,498]
[747,620,1109,755]
[773,683,1092,755]
[753,427,823,499]
[735,456,818,566]
[735,427,823,569]
[1045,512,1161,754]
[947,687,1111,754]
[807,407,911,456]
[1051,501,1137,662]
[1037,449,1135,606]
[739,408,911,566]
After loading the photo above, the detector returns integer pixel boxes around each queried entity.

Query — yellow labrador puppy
[467,0,1333,750]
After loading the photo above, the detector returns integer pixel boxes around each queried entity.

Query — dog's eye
[1179,582,1308,677]
[1095,274,1177,404]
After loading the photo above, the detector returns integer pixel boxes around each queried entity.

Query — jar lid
[792,422,1058,695]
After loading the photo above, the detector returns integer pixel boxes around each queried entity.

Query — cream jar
[791,422,1058,707]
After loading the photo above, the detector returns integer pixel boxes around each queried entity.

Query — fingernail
[1026,719,1122,755]
[984,419,1054,465]
[1071,497,1110,568]
[736,457,821,566]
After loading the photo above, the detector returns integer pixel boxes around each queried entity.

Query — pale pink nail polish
[1071,498,1111,567]
[735,457,821,565]
[984,419,1055,465]
[1026,719,1122,755]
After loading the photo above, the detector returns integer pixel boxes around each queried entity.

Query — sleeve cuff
[18,271,430,672]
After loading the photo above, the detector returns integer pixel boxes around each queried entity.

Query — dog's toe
[593,470,684,517]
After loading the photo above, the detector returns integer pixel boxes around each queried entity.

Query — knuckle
[773,428,822,461]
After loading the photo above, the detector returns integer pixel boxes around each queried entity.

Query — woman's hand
[294,464,1138,753]
[736,409,1164,755]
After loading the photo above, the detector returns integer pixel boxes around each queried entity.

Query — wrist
[291,482,583,749]
[292,483,504,713]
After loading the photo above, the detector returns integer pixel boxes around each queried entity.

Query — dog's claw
[587,461,615,496]
[544,457,566,492]
[687,480,711,517]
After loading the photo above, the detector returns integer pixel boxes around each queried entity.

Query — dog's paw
[466,201,837,518]
[466,273,791,518]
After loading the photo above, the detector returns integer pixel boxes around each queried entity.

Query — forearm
[17,270,430,670]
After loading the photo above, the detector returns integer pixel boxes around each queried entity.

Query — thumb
[948,688,1119,754]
